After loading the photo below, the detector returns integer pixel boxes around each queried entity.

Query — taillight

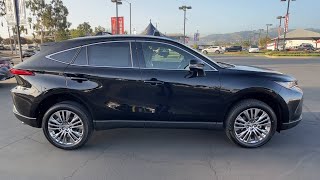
[10,68,35,76]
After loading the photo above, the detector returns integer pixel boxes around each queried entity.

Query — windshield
[251,45,258,48]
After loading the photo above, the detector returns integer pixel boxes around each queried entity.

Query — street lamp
[281,0,296,50]
[265,24,272,47]
[122,0,132,34]
[179,5,192,44]
[277,16,285,50]
[111,0,122,34]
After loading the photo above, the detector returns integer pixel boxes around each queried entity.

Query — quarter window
[73,47,88,65]
[49,48,79,63]
[87,42,132,67]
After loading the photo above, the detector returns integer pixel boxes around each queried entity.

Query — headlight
[276,81,298,89]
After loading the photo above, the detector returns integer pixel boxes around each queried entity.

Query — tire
[42,101,93,150]
[225,99,277,148]
[215,50,220,54]
[203,50,208,54]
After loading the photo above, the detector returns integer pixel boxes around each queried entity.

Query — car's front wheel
[42,101,93,150]
[225,99,277,148]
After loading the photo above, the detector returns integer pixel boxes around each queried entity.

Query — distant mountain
[200,28,320,44]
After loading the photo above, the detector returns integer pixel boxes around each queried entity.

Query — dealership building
[274,29,320,49]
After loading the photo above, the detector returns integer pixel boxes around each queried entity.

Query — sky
[1,0,320,38]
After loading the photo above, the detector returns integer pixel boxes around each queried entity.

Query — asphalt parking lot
[0,56,320,180]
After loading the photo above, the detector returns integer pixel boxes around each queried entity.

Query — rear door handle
[70,77,88,82]
[144,80,164,86]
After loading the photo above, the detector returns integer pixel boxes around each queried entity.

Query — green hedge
[265,51,320,56]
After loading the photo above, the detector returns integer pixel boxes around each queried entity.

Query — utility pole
[13,0,23,62]
[258,29,263,46]
[277,16,285,50]
[111,0,122,34]
[265,24,272,48]
[179,5,192,44]
[281,0,295,50]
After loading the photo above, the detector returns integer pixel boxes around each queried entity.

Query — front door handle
[144,80,164,86]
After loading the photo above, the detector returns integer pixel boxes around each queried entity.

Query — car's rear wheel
[225,99,277,148]
[215,50,220,54]
[203,50,208,54]
[42,101,93,150]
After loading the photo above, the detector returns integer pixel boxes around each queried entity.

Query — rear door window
[87,42,132,67]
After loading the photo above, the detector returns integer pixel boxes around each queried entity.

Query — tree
[259,37,272,47]
[94,26,106,34]
[77,22,92,36]
[242,40,251,48]
[70,22,93,38]
[26,0,48,43]
[26,0,70,43]
[50,0,71,41]
[70,29,84,38]
[0,0,5,17]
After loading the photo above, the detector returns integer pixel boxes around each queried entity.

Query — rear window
[48,48,79,63]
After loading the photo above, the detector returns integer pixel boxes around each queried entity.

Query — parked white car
[202,46,225,54]
[248,45,260,53]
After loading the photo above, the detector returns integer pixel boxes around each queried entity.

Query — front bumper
[13,105,39,128]
[281,115,302,130]
[279,86,303,130]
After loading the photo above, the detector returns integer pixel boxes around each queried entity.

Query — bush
[265,51,320,56]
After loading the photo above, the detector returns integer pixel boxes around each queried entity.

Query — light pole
[123,0,131,34]
[281,0,296,50]
[277,16,285,50]
[111,0,122,34]
[265,24,272,47]
[179,5,192,44]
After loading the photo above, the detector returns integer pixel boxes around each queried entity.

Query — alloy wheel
[48,110,84,146]
[233,108,271,144]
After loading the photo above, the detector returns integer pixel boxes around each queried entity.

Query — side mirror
[189,59,205,77]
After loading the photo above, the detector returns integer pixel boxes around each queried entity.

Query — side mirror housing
[189,59,205,77]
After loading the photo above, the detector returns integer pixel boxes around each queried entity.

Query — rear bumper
[13,105,39,128]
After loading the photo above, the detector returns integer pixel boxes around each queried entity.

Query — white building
[274,29,320,49]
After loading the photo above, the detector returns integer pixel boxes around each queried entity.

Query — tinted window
[88,42,131,67]
[141,42,212,70]
[73,47,87,65]
[50,48,79,63]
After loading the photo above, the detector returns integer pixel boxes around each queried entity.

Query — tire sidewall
[226,100,277,148]
[42,102,92,150]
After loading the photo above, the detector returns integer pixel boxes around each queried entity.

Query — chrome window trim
[46,40,135,68]
[137,40,218,71]
[45,39,218,71]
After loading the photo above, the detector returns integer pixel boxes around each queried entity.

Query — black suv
[10,35,303,150]
[225,46,243,52]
